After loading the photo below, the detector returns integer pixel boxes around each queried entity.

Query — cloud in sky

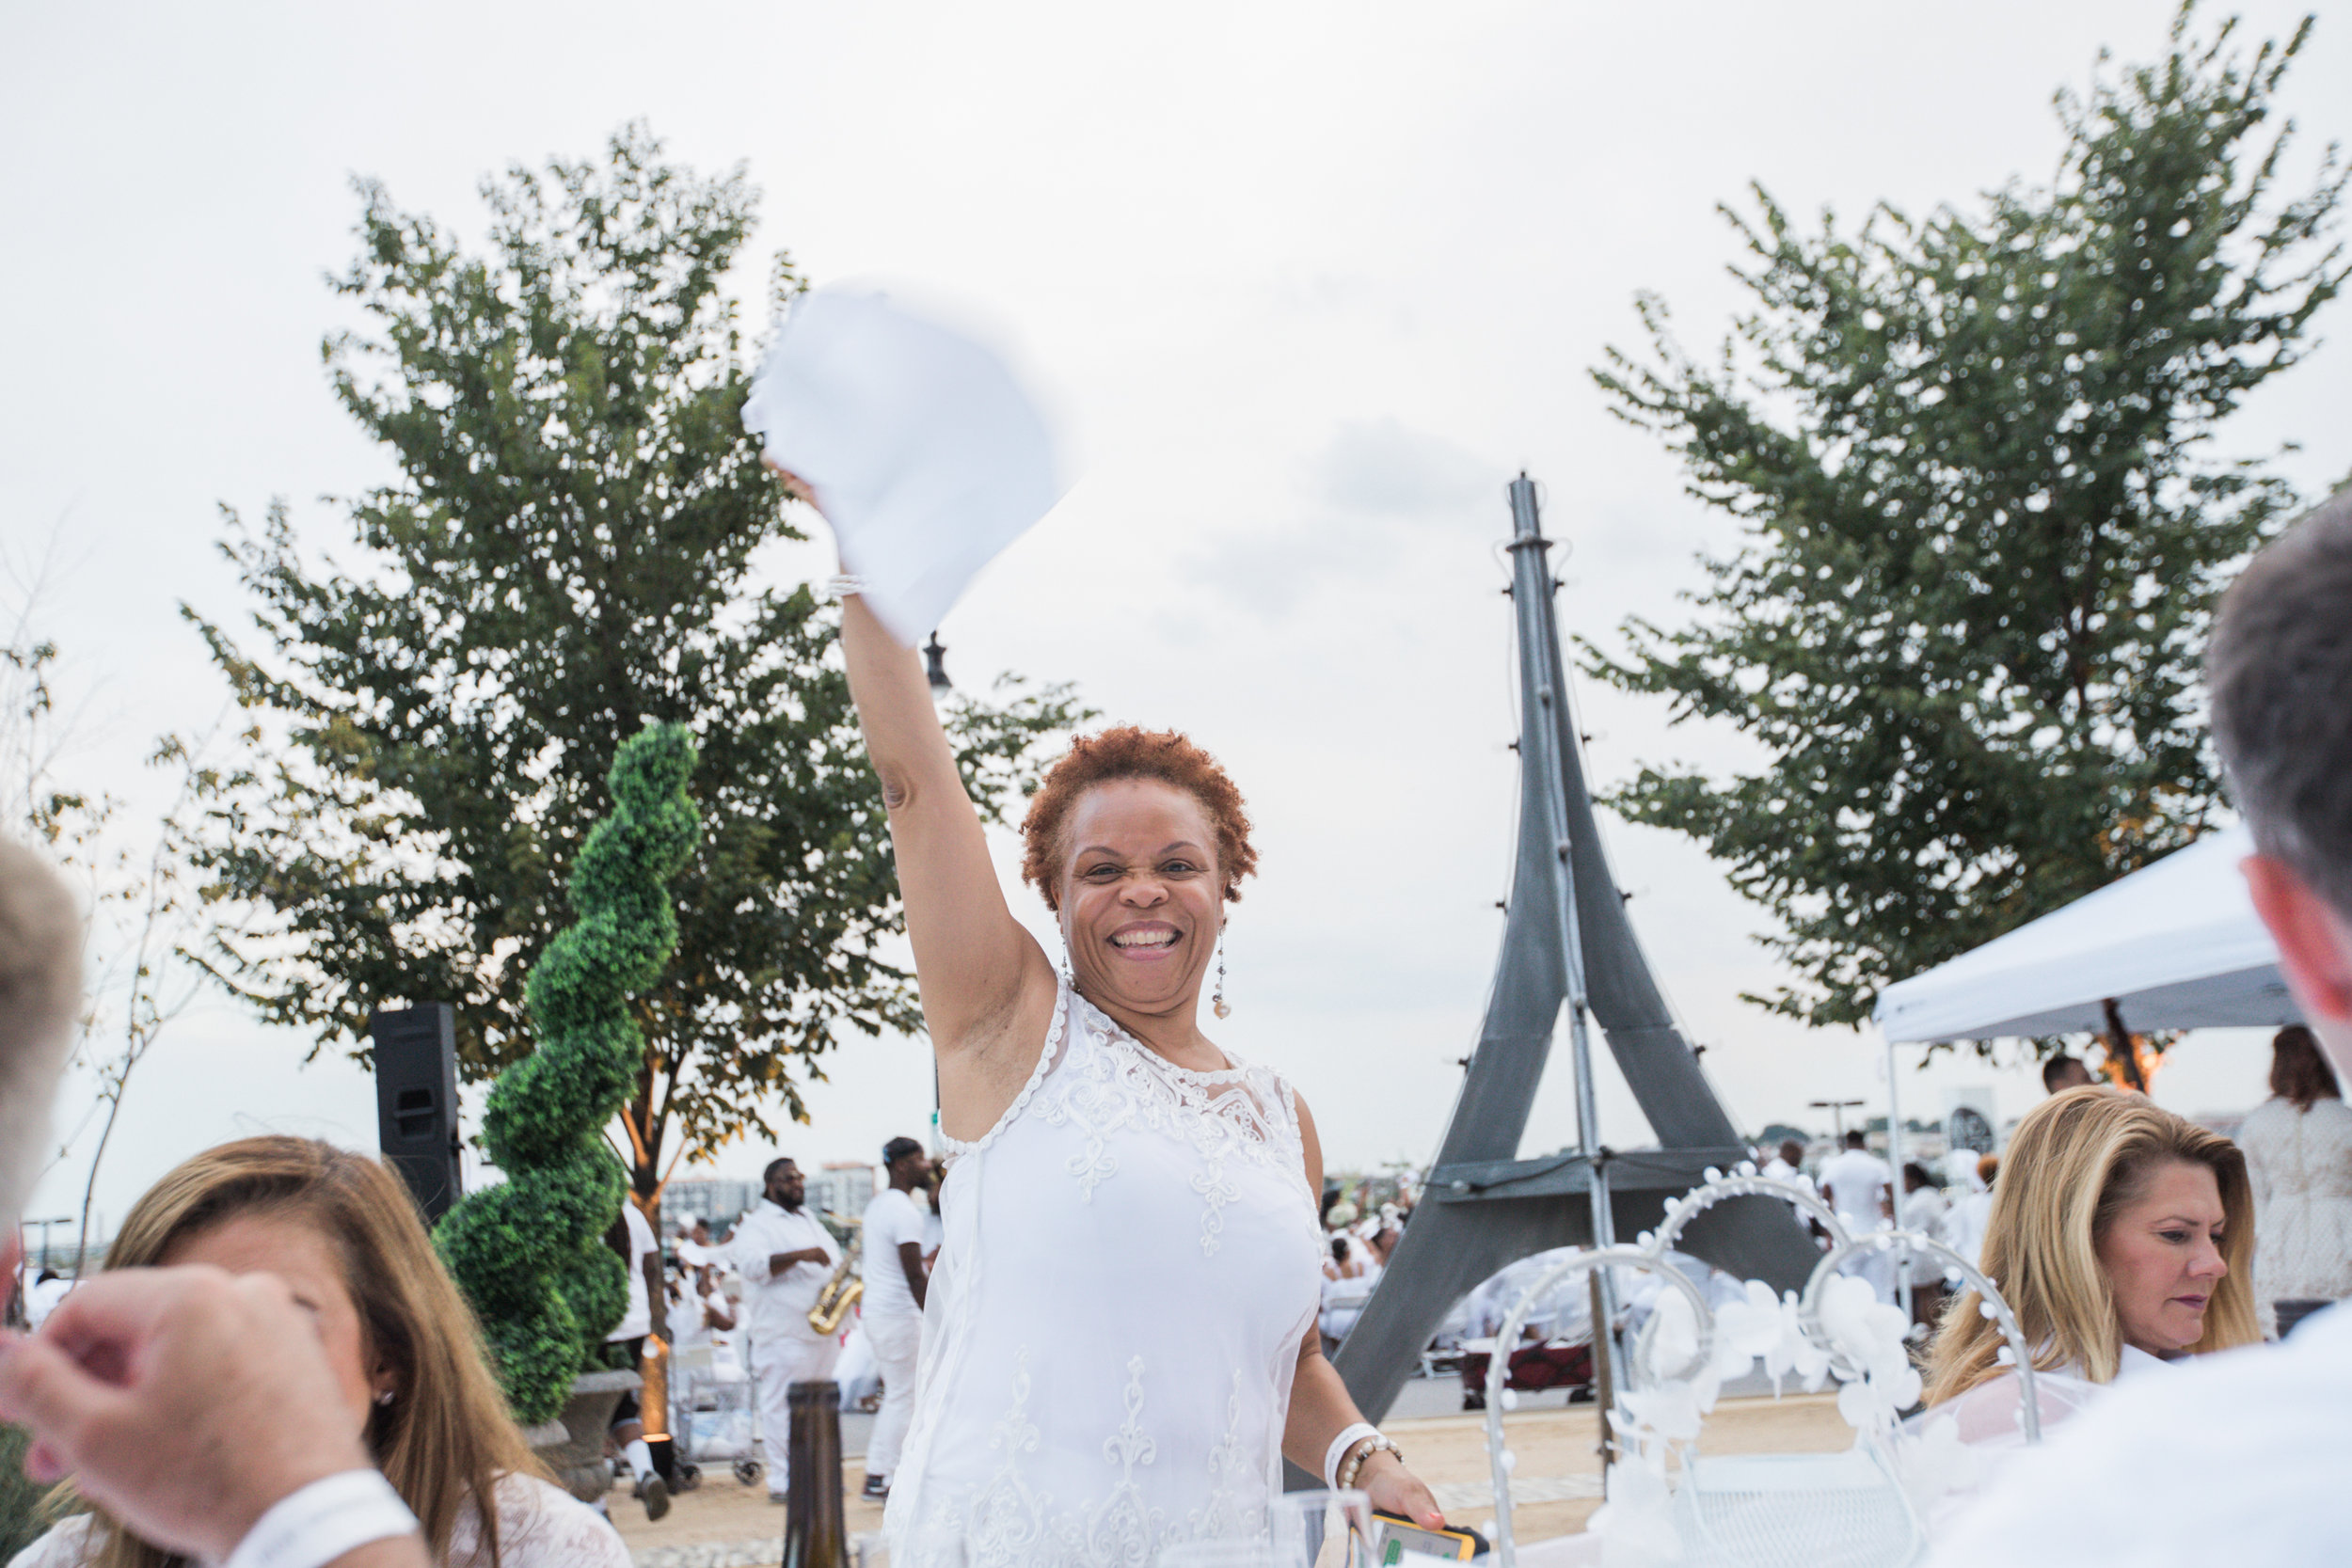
[4,0,2340,1219]
[1183,418,1501,615]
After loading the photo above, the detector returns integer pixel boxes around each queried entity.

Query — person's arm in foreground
[836,581,1057,1124]
[1282,1095,1446,1531]
[0,1266,428,1568]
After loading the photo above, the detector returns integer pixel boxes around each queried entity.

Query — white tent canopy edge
[1873,823,2301,1044]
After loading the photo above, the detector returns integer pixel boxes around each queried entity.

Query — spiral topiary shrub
[435,722,700,1423]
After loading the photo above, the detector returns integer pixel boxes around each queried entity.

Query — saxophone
[807,1215,863,1334]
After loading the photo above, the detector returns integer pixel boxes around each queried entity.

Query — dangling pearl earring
[1212,927,1231,1021]
[374,1388,395,1407]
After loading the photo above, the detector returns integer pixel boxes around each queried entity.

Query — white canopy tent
[1873,823,2301,1044]
[1867,825,2297,1322]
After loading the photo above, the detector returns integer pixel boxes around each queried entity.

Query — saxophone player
[725,1157,842,1506]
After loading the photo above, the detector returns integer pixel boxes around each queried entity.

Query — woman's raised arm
[841,593,1056,1069]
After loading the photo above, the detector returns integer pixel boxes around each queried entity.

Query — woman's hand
[762,458,818,508]
[1356,1449,1445,1534]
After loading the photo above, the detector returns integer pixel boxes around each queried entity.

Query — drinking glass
[1155,1489,1382,1568]
[1270,1489,1382,1568]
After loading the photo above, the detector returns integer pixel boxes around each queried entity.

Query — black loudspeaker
[370,1004,462,1224]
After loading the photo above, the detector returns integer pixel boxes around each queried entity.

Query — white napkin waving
[742,286,1063,647]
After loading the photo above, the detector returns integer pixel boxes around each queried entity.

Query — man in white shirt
[675,1217,719,1270]
[1760,1137,1814,1193]
[1818,1130,1889,1224]
[602,1196,669,1518]
[1940,1151,1997,1271]
[857,1136,933,1502]
[24,1268,71,1328]
[1925,485,2352,1566]
[727,1156,841,1504]
[1899,1162,1952,1328]
[1818,1130,1895,1302]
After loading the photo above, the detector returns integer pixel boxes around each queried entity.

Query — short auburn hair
[1020,726,1257,911]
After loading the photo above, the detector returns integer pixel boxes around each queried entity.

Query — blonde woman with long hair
[1922,1087,2261,1446]
[12,1137,628,1568]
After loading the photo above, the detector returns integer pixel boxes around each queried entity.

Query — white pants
[835,1325,881,1409]
[863,1310,924,1481]
[1836,1224,1899,1305]
[752,1333,842,1497]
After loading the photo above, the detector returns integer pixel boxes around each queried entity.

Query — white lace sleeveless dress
[885,978,1324,1568]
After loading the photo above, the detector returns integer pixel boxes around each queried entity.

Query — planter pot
[524,1368,643,1503]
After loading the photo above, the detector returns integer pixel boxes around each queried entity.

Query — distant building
[662,1178,759,1241]
[807,1161,877,1222]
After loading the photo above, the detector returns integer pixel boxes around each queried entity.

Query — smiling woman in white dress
[825,562,1446,1566]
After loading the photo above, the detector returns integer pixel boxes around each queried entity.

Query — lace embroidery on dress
[1038,992,1306,1255]
[450,1473,633,1567]
[1184,1370,1256,1543]
[944,1351,1213,1568]
[958,1352,1054,1567]
[1087,1358,1163,1567]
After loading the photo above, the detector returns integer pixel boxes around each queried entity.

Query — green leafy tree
[437,722,698,1421]
[187,126,1086,1196]
[1586,7,2345,1042]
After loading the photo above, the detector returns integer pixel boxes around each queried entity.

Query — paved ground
[607,1385,1854,1564]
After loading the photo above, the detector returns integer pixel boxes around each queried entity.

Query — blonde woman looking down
[11,1138,628,1568]
[1922,1088,2260,1446]
[803,471,1446,1564]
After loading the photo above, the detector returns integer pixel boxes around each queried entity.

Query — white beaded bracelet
[224,1469,419,1568]
[1338,1433,1401,1490]
[1325,1421,1379,1491]
[824,573,869,600]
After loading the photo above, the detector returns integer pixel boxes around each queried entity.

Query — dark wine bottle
[782,1379,849,1568]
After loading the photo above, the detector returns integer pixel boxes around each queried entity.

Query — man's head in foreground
[2209,485,2352,1089]
[0,839,83,1253]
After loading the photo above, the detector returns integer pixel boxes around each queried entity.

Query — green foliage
[1587,6,2346,1031]
[183,126,1088,1190]
[436,723,698,1422]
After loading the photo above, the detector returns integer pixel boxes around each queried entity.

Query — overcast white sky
[6,1,2347,1231]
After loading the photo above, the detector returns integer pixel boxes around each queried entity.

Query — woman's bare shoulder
[933,957,1070,1144]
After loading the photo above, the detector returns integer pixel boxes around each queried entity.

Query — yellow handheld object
[1372,1511,1487,1561]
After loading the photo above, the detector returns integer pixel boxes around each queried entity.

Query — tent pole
[1885,1034,1910,1325]
[2100,997,2149,1092]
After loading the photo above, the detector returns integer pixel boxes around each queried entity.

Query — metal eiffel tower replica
[1327,475,1820,1430]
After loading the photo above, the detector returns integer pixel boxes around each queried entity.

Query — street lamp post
[1808,1099,1865,1144]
